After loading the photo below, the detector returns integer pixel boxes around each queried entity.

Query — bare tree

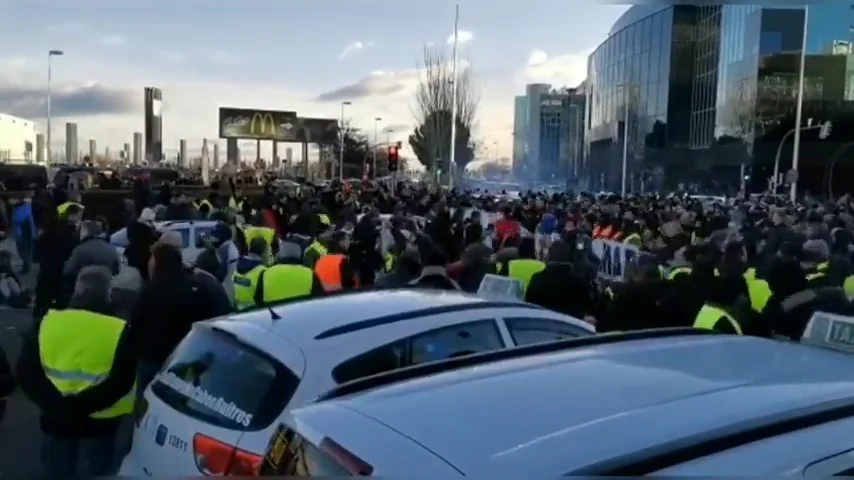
[410,44,480,173]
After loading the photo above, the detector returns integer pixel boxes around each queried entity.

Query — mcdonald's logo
[249,113,277,138]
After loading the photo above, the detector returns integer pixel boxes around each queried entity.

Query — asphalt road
[0,262,43,477]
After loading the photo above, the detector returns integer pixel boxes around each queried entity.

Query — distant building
[0,113,38,162]
[512,84,586,183]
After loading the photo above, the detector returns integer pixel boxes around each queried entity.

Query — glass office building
[707,3,854,194]
[585,2,854,194]
[585,6,698,192]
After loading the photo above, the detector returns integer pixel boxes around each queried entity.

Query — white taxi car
[110,220,220,266]
[260,312,854,476]
[120,289,593,476]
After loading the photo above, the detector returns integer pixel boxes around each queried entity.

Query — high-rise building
[512,95,529,177]
[585,3,854,194]
[512,84,585,183]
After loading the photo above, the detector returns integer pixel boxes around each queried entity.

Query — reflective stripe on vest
[507,259,546,294]
[667,266,692,281]
[693,304,742,335]
[39,309,135,418]
[315,254,346,291]
[233,264,267,310]
[262,264,314,304]
[623,233,641,245]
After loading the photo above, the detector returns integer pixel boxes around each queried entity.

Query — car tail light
[193,433,263,476]
[319,438,374,476]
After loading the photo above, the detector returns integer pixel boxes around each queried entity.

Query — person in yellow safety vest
[692,273,746,335]
[243,225,277,264]
[498,238,545,295]
[255,242,325,306]
[304,234,331,269]
[622,231,642,247]
[745,271,772,313]
[15,265,136,477]
[233,238,269,310]
[194,198,215,218]
[57,199,84,218]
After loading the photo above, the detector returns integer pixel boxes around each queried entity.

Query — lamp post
[338,101,351,179]
[46,49,64,163]
[789,5,809,202]
[373,117,382,178]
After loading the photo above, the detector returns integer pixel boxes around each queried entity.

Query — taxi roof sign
[477,274,524,302]
[802,311,854,353]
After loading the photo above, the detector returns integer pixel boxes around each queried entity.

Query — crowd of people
[0,175,853,475]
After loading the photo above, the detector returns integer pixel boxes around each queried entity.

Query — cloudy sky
[0,0,627,161]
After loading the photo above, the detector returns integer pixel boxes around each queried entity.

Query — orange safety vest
[593,226,602,238]
[610,231,623,241]
[599,226,613,239]
[315,254,346,292]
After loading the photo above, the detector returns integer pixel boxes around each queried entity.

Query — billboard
[218,107,298,142]
[296,117,339,144]
[144,87,163,163]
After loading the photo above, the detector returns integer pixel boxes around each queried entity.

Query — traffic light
[388,144,400,172]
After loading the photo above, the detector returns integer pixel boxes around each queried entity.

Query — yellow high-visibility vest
[233,264,267,310]
[38,309,135,418]
[57,201,83,217]
[261,265,314,304]
[693,304,742,335]
[507,259,546,294]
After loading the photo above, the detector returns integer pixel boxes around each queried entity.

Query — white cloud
[100,35,127,47]
[338,41,373,60]
[520,48,592,88]
[447,30,473,46]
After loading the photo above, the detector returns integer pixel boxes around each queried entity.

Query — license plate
[260,424,295,474]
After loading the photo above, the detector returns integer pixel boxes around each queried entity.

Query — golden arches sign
[249,113,277,137]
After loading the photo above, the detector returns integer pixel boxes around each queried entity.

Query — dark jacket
[0,345,14,424]
[34,222,78,316]
[598,281,666,332]
[131,267,214,365]
[526,264,596,319]
[16,296,136,437]
[192,268,234,317]
[409,266,462,291]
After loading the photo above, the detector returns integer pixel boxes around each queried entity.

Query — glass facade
[584,1,854,194]
[585,6,699,192]
[712,3,854,194]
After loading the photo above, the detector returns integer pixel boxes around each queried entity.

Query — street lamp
[789,5,809,202]
[338,101,351,179]
[46,49,64,164]
[373,117,382,178]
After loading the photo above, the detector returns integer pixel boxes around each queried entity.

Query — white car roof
[220,289,516,343]
[306,332,854,476]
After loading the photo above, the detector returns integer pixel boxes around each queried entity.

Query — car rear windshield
[151,324,299,432]
[261,425,352,476]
